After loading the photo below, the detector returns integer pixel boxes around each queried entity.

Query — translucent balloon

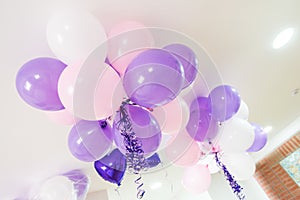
[247,124,267,152]
[235,100,249,120]
[113,104,162,156]
[182,164,211,194]
[68,120,113,162]
[218,117,255,153]
[221,152,256,181]
[47,9,107,64]
[63,170,90,200]
[107,20,154,75]
[186,97,218,142]
[36,176,77,200]
[174,140,201,167]
[123,49,184,108]
[163,43,198,88]
[209,85,241,122]
[59,63,124,120]
[152,96,189,135]
[16,57,66,111]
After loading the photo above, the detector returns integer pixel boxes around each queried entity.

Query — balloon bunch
[15,8,268,199]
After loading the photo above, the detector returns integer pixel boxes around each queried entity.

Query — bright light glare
[272,28,294,49]
[150,182,162,190]
[263,126,273,134]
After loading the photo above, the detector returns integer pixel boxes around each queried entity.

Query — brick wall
[254,133,300,200]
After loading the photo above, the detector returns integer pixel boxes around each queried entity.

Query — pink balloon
[182,164,211,194]
[107,20,154,75]
[58,63,82,113]
[45,109,78,125]
[165,130,196,164]
[152,97,189,135]
[93,65,124,120]
[174,139,201,167]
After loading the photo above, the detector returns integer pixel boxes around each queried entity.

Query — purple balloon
[123,49,184,108]
[209,85,241,122]
[186,97,218,141]
[247,124,267,152]
[68,120,113,162]
[63,170,89,199]
[146,153,161,168]
[15,57,66,110]
[113,104,162,156]
[94,149,127,186]
[163,44,198,89]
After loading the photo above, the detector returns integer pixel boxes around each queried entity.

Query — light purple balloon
[113,105,162,156]
[247,124,267,152]
[163,43,198,89]
[186,97,218,141]
[15,57,66,110]
[63,170,89,199]
[123,49,184,108]
[209,85,241,122]
[68,120,113,162]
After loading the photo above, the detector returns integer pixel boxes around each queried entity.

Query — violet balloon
[247,124,267,152]
[94,149,127,186]
[68,120,113,162]
[209,85,241,122]
[63,170,89,199]
[163,43,198,89]
[16,57,66,111]
[113,104,162,156]
[186,97,218,141]
[123,49,184,108]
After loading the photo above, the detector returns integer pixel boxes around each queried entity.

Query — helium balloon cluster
[15,8,268,199]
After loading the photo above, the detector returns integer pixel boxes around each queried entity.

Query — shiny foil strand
[214,152,245,200]
[115,99,148,199]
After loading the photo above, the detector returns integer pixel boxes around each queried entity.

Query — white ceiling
[1,0,300,199]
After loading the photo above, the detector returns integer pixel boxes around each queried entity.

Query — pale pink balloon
[107,20,154,75]
[45,109,79,126]
[174,139,201,167]
[165,130,195,164]
[182,164,211,194]
[152,97,189,135]
[58,63,82,113]
[93,65,124,120]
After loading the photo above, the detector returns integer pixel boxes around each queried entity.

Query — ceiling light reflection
[272,28,294,49]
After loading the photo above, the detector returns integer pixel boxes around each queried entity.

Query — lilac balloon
[94,149,127,186]
[209,85,241,122]
[163,43,198,88]
[123,49,184,108]
[63,170,89,199]
[68,120,113,162]
[186,97,218,141]
[15,57,66,110]
[247,124,267,152]
[113,105,162,156]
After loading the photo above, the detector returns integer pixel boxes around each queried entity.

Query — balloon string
[116,99,148,199]
[214,152,245,200]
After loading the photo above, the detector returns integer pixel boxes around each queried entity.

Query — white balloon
[47,9,107,64]
[218,117,255,153]
[36,176,77,200]
[235,100,249,120]
[221,152,256,180]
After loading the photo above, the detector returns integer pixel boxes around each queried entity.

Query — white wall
[86,190,109,200]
